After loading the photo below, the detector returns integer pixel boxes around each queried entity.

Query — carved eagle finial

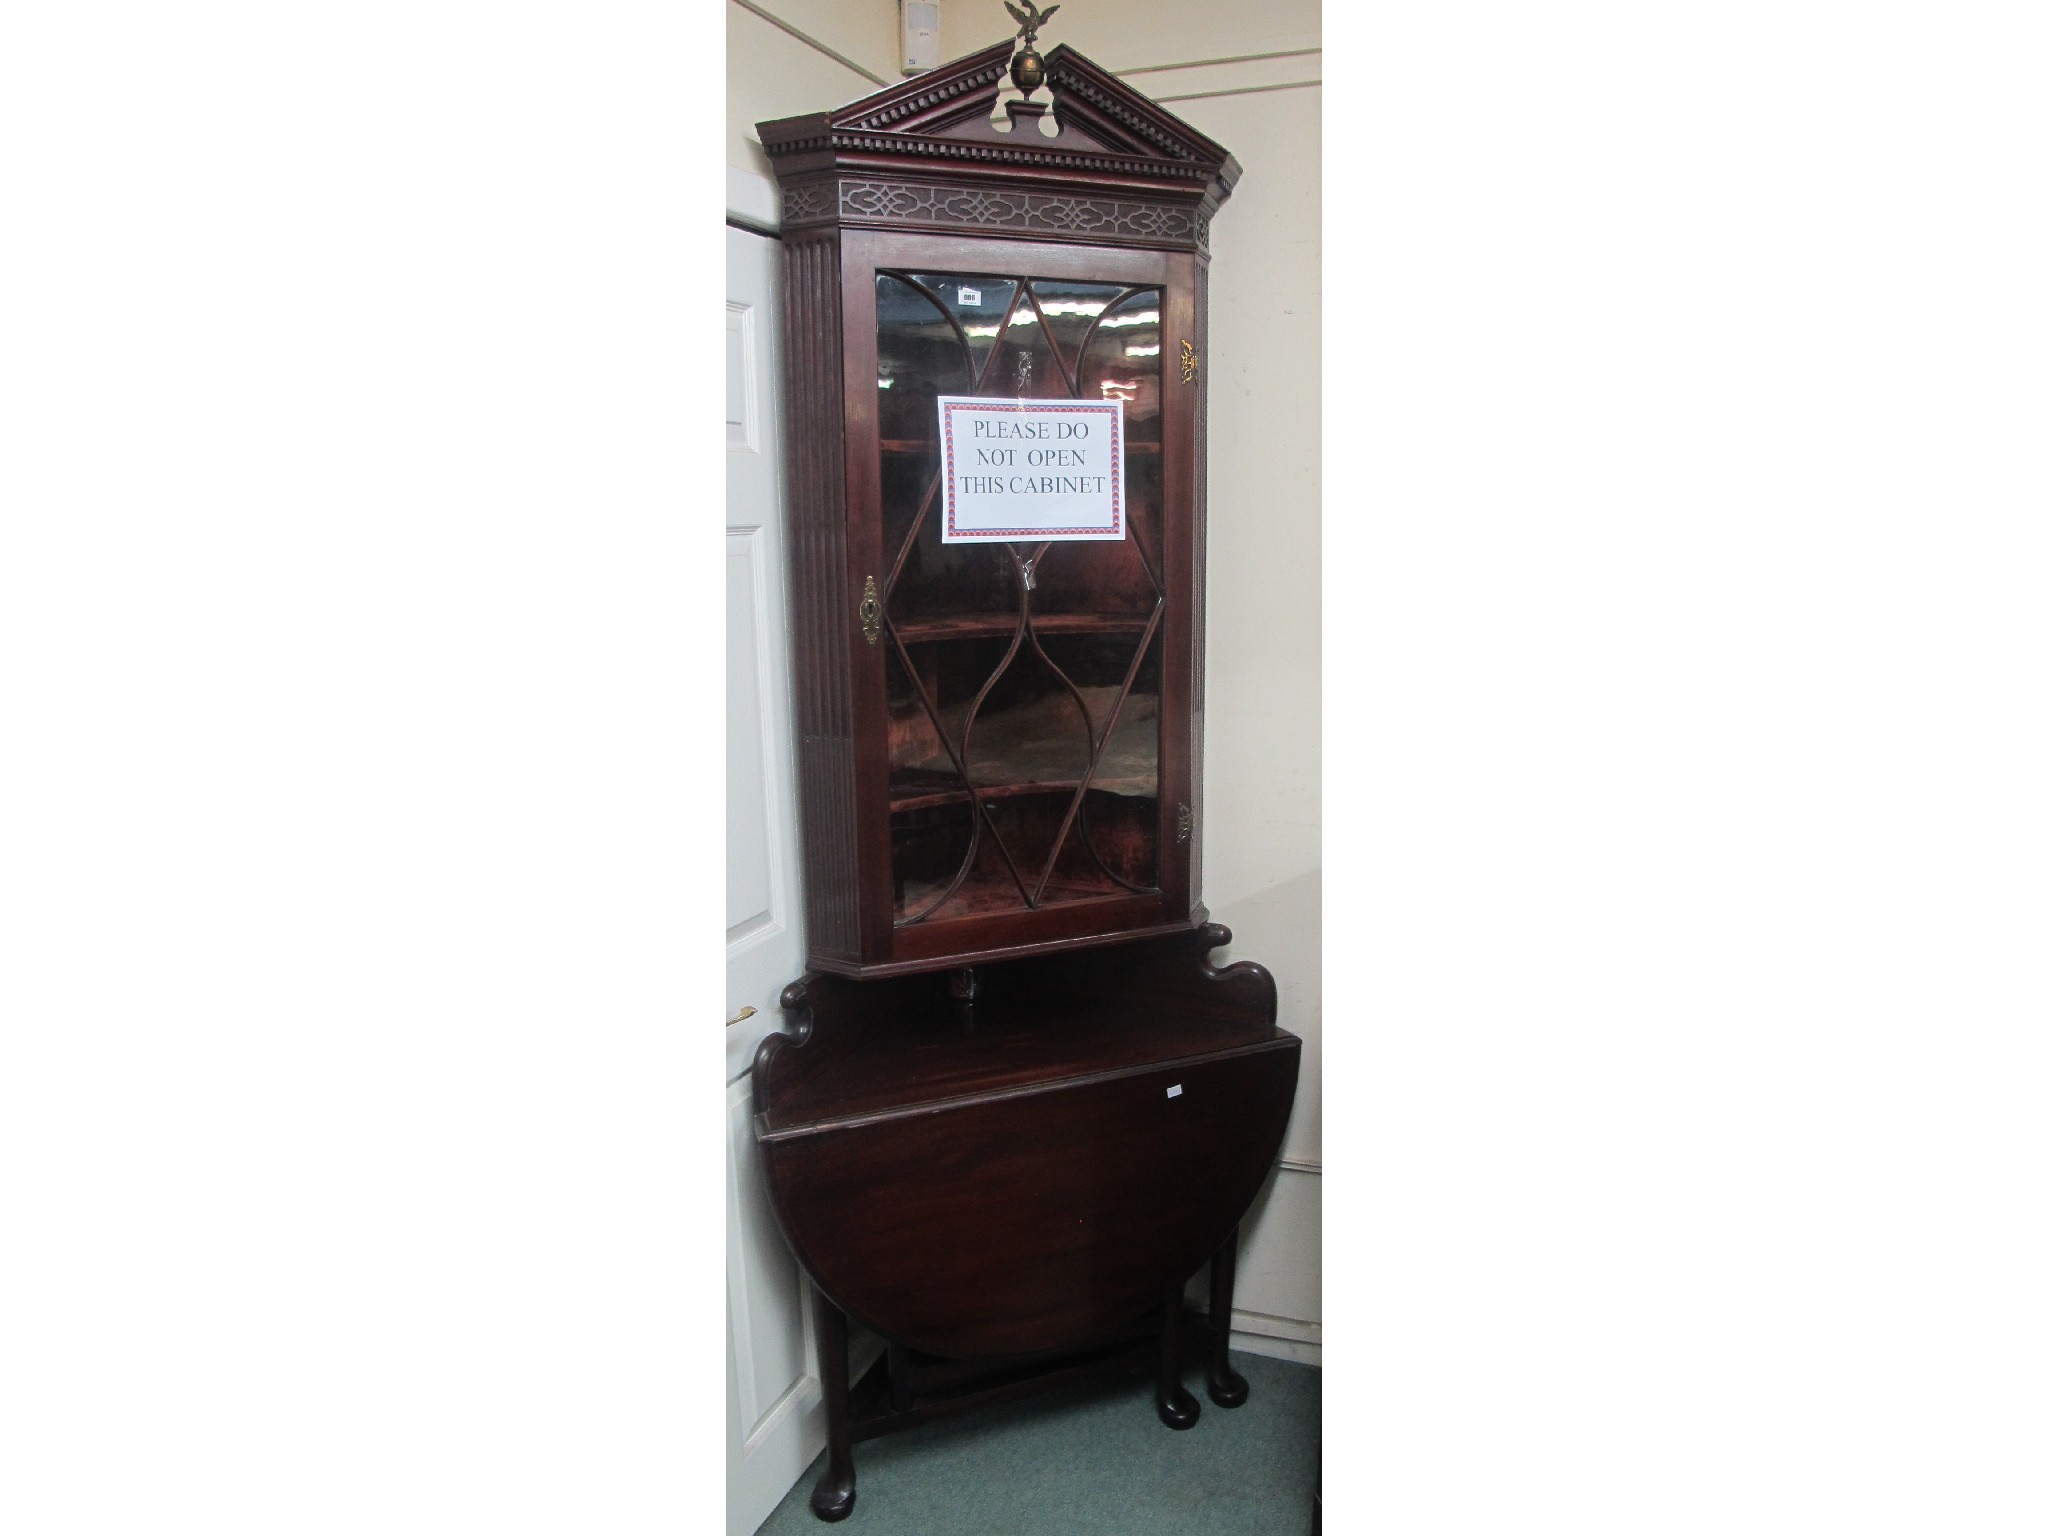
[1004,0,1059,98]
[1004,1,1059,50]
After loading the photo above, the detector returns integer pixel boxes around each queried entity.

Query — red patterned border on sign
[939,400,1124,540]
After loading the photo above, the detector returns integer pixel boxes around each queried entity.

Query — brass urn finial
[1004,1,1059,97]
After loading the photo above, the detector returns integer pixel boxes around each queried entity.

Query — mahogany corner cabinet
[748,27,1299,1524]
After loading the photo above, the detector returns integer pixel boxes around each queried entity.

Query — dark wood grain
[756,924,1275,1129]
[803,909,1204,980]
[1158,250,1200,910]
[838,231,896,965]
[809,1285,857,1521]
[754,929,1296,1361]
[752,930,1296,1515]
[781,231,862,969]
[767,1036,1296,1359]
[760,1003,1284,1137]
[1009,920,1278,1024]
[758,41,1237,255]
[1205,1225,1250,1407]
[1156,1283,1201,1429]
[890,611,1154,644]
[1188,254,1211,906]
[887,777,1154,817]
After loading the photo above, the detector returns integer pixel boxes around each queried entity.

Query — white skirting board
[1227,1308,1322,1368]
[1203,1160,1321,1367]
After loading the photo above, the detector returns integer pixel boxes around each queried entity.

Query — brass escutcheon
[1180,339,1199,385]
[859,575,881,646]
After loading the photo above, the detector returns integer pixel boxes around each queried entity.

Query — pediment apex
[756,39,1237,194]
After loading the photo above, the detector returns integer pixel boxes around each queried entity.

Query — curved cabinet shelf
[889,611,1154,645]
[888,773,1157,814]
[895,858,1155,925]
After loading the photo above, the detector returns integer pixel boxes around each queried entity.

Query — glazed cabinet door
[843,233,1201,972]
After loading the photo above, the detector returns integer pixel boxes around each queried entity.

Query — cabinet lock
[859,576,881,646]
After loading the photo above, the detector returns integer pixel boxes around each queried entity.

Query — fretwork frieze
[780,178,1208,252]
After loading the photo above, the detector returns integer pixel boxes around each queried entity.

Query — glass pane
[1078,288,1164,444]
[876,270,1165,927]
[875,274,970,440]
[1027,281,1120,392]
[1027,451,1162,620]
[1041,631,1160,894]
[965,635,1094,794]
[876,273,1003,629]
[932,275,1020,386]
[983,300,1063,400]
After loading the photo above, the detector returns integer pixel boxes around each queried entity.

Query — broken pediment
[756,39,1240,200]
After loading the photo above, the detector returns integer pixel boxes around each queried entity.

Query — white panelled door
[725,219,820,1536]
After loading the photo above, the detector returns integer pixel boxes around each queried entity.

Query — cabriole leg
[808,1286,857,1522]
[1155,1284,1201,1430]
[1206,1224,1249,1407]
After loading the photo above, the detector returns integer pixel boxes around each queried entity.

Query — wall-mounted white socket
[901,1,940,75]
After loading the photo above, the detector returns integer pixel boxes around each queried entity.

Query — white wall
[725,1,899,178]
[726,0,1322,1362]
[1148,59,1322,1366]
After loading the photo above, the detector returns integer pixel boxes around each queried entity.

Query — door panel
[726,528,775,946]
[725,218,818,1536]
[727,1077,813,1433]
[724,225,804,1081]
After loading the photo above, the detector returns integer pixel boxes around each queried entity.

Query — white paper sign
[936,397,1126,543]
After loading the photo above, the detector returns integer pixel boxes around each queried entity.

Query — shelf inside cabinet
[890,611,1155,645]
[897,857,1149,927]
[888,772,1158,815]
[888,684,1159,812]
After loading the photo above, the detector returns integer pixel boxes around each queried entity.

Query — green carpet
[754,1351,1320,1536]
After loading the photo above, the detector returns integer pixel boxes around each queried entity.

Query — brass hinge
[1176,802,1194,844]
